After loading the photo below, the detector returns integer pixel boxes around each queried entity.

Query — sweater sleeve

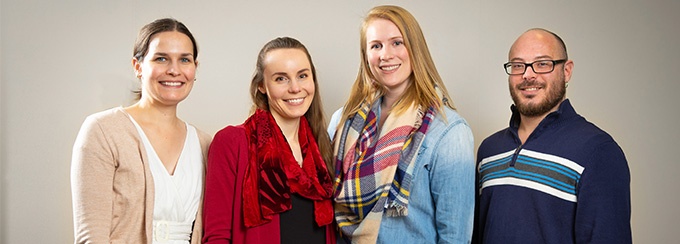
[191,128,212,244]
[430,121,476,243]
[203,126,247,244]
[71,116,116,243]
[575,139,632,243]
[327,107,344,140]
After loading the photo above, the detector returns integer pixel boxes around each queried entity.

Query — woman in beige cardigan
[71,18,210,244]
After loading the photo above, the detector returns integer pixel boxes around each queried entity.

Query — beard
[510,76,566,117]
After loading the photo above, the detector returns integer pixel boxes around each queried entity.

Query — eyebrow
[152,52,193,57]
[297,68,311,74]
[368,36,403,43]
[271,68,310,77]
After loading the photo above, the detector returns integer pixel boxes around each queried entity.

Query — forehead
[263,48,310,73]
[147,31,193,52]
[509,30,561,60]
[365,18,402,41]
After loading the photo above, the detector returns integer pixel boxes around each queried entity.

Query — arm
[430,122,476,244]
[327,107,344,140]
[71,116,115,243]
[203,127,246,244]
[575,140,632,243]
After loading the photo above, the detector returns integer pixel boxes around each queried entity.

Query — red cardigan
[203,125,279,243]
[202,125,334,244]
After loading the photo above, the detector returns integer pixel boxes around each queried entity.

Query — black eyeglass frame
[503,59,567,75]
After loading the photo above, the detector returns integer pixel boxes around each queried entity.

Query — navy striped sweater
[474,99,631,244]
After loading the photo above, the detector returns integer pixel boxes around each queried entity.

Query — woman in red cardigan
[202,37,335,244]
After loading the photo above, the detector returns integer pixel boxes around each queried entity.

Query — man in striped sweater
[473,28,631,244]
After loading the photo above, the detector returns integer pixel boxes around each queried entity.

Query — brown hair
[131,18,198,99]
[249,37,333,175]
[133,18,198,61]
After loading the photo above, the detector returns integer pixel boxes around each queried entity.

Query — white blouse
[129,117,204,244]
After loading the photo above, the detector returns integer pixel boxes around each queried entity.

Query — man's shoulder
[562,115,618,146]
[477,127,515,159]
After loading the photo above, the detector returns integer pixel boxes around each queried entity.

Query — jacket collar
[509,99,577,132]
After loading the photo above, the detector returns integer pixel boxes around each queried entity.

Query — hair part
[249,37,334,176]
[341,5,455,122]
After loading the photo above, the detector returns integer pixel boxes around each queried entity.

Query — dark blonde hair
[249,37,333,175]
[341,5,455,121]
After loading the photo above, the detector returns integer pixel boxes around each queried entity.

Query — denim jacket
[329,107,475,244]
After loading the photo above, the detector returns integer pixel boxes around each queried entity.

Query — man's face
[507,30,573,117]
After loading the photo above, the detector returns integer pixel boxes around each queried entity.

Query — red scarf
[242,109,334,227]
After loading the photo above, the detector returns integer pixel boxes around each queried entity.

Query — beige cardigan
[71,107,211,244]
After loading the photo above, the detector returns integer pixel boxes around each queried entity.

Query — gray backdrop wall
[1,0,678,243]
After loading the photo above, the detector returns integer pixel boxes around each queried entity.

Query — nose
[288,79,301,93]
[380,45,394,61]
[167,61,180,76]
[522,64,537,80]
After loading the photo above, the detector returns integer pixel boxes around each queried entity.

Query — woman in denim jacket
[328,5,475,244]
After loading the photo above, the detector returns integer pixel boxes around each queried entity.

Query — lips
[521,86,542,91]
[284,97,305,105]
[380,64,400,71]
[518,80,544,90]
[160,81,184,87]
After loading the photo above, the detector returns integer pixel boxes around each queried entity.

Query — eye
[154,57,167,62]
[274,76,288,82]
[180,57,193,63]
[511,63,524,69]
[535,61,551,67]
[298,73,309,79]
[370,43,382,49]
[394,40,403,46]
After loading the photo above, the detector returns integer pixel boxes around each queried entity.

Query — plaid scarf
[333,99,435,242]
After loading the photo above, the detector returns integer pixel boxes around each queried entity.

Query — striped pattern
[478,149,584,202]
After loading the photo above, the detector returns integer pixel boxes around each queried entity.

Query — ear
[258,85,266,94]
[563,59,574,83]
[132,57,142,78]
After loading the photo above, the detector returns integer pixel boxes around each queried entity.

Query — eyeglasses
[504,59,567,75]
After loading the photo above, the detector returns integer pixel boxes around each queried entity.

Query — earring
[565,83,569,88]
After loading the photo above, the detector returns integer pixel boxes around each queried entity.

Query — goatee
[510,79,566,117]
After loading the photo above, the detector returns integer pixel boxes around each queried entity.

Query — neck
[126,99,180,126]
[382,92,400,112]
[517,100,564,144]
[381,81,409,111]
[272,114,301,144]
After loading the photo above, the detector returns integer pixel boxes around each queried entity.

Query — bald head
[509,28,568,61]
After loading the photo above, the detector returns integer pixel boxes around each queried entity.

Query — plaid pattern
[333,99,435,242]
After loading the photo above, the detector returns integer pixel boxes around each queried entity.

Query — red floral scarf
[242,109,334,227]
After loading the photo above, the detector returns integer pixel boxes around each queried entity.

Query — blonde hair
[341,5,455,121]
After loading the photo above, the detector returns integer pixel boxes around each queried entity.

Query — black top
[279,193,326,243]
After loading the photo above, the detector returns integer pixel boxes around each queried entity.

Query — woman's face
[258,48,315,123]
[133,31,197,106]
[365,18,412,97]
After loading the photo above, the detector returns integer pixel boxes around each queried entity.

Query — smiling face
[508,30,573,117]
[258,48,315,123]
[365,18,412,98]
[133,31,197,106]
